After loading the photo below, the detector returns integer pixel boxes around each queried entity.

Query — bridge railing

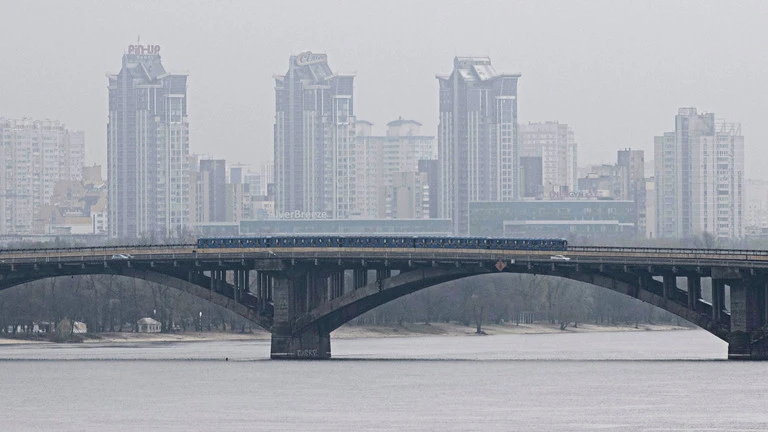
[0,243,194,256]
[568,245,768,256]
[2,241,768,261]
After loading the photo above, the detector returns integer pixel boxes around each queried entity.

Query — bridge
[1,243,768,360]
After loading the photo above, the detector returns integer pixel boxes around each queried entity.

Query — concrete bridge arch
[293,267,721,338]
[274,262,761,360]
[0,265,272,332]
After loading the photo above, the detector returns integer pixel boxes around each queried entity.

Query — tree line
[0,272,686,338]
[0,274,253,337]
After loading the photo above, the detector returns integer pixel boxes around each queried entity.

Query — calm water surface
[1,330,766,431]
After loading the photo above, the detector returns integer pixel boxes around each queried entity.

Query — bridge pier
[270,271,331,359]
[728,279,768,360]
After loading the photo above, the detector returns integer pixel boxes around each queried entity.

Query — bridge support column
[764,282,768,329]
[712,280,725,322]
[376,269,391,281]
[329,272,343,299]
[728,279,768,360]
[687,276,701,311]
[270,272,331,360]
[210,270,224,293]
[306,270,327,311]
[233,270,249,300]
[353,269,367,289]
[636,275,652,298]
[241,270,250,293]
[662,275,675,300]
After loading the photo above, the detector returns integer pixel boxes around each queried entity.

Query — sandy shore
[332,322,690,339]
[0,322,690,345]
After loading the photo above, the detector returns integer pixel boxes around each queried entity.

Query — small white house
[72,321,87,334]
[137,318,161,333]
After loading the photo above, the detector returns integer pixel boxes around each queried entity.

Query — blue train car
[196,236,567,252]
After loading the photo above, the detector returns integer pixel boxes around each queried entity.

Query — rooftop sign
[128,44,161,55]
[295,51,326,67]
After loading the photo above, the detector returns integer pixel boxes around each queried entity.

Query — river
[1,329,766,431]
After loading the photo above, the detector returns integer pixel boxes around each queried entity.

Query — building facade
[354,119,437,219]
[107,44,190,239]
[519,121,577,195]
[745,179,768,233]
[274,51,355,219]
[654,108,744,239]
[578,149,646,237]
[437,57,520,234]
[617,149,646,237]
[469,200,636,240]
[0,118,85,235]
[198,159,227,223]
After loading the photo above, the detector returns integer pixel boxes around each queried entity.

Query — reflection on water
[2,330,767,432]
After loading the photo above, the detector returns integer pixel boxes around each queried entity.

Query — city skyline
[1,1,766,179]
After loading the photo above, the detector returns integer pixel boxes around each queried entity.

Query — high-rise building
[645,177,656,238]
[418,159,439,219]
[437,57,520,234]
[198,159,227,223]
[654,108,744,239]
[519,156,543,198]
[578,149,646,237]
[519,121,577,195]
[274,51,355,219]
[107,43,189,239]
[354,119,437,218]
[0,118,85,235]
[578,164,628,199]
[745,179,768,232]
[383,171,431,219]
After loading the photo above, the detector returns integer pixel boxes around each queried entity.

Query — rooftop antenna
[137,35,141,45]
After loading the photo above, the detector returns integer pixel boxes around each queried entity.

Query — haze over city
[1,0,765,178]
[5,3,768,430]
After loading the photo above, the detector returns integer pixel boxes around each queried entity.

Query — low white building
[137,318,161,333]
[72,321,87,334]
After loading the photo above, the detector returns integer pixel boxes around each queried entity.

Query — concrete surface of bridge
[2,243,768,360]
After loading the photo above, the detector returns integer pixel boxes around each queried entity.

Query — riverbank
[0,322,691,345]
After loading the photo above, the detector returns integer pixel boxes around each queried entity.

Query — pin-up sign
[128,45,161,55]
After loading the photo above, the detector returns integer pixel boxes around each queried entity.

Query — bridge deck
[3,245,768,269]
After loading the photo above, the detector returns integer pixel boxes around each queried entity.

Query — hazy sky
[1,1,766,178]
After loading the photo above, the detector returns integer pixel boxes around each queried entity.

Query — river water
[1,330,766,431]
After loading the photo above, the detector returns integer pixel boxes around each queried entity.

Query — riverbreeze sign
[295,51,326,67]
[276,211,330,220]
[128,44,161,55]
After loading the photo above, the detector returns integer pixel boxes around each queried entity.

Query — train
[196,236,568,251]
